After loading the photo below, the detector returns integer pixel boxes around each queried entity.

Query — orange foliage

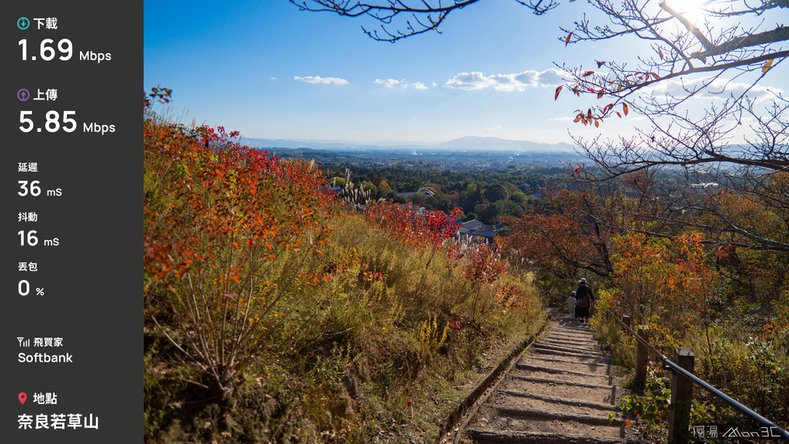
[144,121,336,284]
[502,188,613,277]
[610,232,713,338]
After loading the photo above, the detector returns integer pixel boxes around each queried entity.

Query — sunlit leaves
[560,61,645,127]
[610,232,712,333]
[461,244,508,285]
[144,120,335,282]
[364,201,461,249]
[762,58,775,74]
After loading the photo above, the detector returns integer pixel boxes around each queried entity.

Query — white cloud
[374,78,402,88]
[374,78,429,90]
[445,68,565,92]
[646,77,782,102]
[534,69,565,85]
[270,76,277,81]
[293,75,349,86]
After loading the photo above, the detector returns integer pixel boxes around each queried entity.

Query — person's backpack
[576,286,590,308]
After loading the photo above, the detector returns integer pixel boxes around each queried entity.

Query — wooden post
[668,349,695,444]
[621,315,631,330]
[634,325,649,392]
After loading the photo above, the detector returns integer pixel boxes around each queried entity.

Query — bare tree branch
[291,0,559,42]
[692,26,789,59]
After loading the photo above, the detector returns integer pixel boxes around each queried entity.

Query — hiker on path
[574,278,594,323]
[566,291,576,319]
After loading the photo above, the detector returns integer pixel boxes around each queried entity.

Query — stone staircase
[464,316,625,443]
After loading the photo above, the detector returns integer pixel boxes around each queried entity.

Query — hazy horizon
[241,134,577,150]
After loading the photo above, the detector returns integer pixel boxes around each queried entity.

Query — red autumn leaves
[555,31,662,128]
[364,202,462,249]
[569,102,628,127]
[144,121,335,282]
[363,203,508,288]
[461,244,508,286]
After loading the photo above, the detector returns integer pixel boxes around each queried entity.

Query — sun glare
[664,0,710,23]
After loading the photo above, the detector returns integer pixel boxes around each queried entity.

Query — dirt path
[460,314,626,443]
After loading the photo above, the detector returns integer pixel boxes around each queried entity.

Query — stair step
[541,337,601,348]
[520,356,610,374]
[547,330,595,339]
[535,342,606,356]
[487,391,619,422]
[485,404,623,427]
[509,374,613,390]
[515,363,613,384]
[532,347,613,363]
[503,375,616,404]
[497,389,618,412]
[467,428,625,443]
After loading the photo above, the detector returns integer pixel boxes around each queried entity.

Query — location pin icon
[18,392,27,405]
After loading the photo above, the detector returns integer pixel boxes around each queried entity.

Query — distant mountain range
[243,136,576,153]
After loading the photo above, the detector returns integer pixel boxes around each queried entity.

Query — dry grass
[143,118,546,442]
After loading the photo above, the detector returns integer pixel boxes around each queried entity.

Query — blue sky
[144,0,785,145]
